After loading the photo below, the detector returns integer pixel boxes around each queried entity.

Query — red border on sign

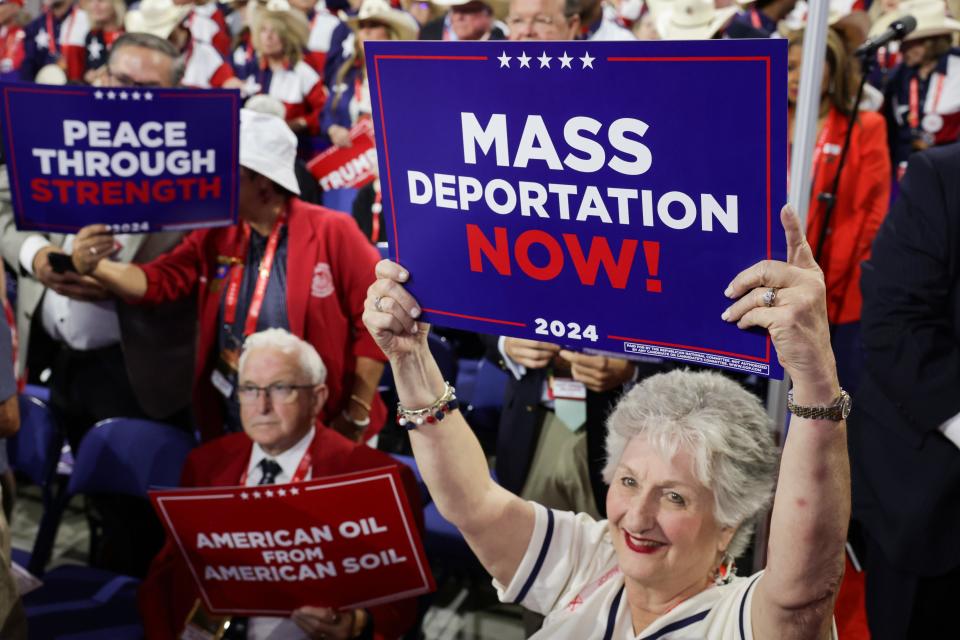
[373,54,773,364]
[153,469,432,616]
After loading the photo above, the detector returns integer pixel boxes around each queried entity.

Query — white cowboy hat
[35,64,67,85]
[659,0,738,40]
[239,109,301,196]
[778,0,859,34]
[124,0,191,39]
[869,0,960,41]
[345,0,419,40]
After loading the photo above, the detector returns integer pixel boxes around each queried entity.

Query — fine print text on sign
[0,83,240,233]
[150,466,434,616]
[308,119,378,192]
[367,39,787,378]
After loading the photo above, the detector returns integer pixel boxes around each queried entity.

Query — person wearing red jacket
[788,28,891,393]
[75,109,386,445]
[139,329,422,640]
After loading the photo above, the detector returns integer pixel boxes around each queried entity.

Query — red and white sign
[149,466,435,616]
[308,119,378,192]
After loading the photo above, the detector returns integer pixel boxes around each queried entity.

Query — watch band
[786,389,851,421]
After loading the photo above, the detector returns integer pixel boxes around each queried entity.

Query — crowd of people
[0,0,957,638]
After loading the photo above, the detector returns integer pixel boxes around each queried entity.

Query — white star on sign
[497,51,510,68]
[277,488,287,497]
[94,90,104,99]
[265,489,274,498]
[538,52,552,68]
[87,39,104,61]
[289,487,299,496]
[144,91,154,101]
[579,52,595,69]
[132,91,141,100]
[106,90,116,100]
[34,29,50,50]
[252,491,262,499]
[517,51,531,68]
[119,91,129,100]
[559,52,573,69]
[240,492,249,500]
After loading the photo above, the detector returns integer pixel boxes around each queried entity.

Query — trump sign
[367,39,788,378]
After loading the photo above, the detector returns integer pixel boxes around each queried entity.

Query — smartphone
[47,252,77,274]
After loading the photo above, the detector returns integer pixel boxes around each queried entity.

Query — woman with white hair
[363,205,847,638]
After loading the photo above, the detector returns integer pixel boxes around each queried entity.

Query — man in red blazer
[139,328,423,640]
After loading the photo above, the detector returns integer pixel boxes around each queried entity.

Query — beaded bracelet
[397,382,459,429]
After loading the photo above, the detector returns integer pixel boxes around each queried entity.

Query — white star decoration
[265,489,274,498]
[119,91,129,100]
[253,491,262,499]
[290,487,299,496]
[144,91,154,101]
[538,52,552,68]
[34,29,50,50]
[277,488,287,497]
[517,51,531,68]
[87,39,103,61]
[106,90,116,100]
[94,90,104,99]
[240,492,249,500]
[559,52,573,69]
[132,91,141,100]
[498,51,510,68]
[498,51,594,71]
[579,52,595,69]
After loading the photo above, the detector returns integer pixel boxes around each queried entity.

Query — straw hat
[346,0,419,40]
[658,0,738,40]
[124,0,191,39]
[868,0,960,41]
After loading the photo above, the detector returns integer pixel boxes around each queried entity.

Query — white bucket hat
[239,109,301,196]
[869,0,960,41]
[124,0,191,39]
[346,0,420,41]
[659,0,738,40]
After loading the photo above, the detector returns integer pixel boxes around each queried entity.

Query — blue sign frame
[367,39,787,378]
[0,83,240,233]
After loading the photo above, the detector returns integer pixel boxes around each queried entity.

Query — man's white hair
[603,369,779,559]
[238,328,327,385]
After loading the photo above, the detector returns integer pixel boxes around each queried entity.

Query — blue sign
[367,39,787,379]
[0,83,240,233]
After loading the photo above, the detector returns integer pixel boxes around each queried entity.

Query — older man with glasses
[140,328,423,640]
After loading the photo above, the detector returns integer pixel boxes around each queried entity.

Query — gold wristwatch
[786,389,852,421]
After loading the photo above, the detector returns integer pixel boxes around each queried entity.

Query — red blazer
[138,427,424,640]
[138,200,387,442]
[807,108,891,325]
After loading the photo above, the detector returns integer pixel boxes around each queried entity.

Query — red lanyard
[750,8,762,29]
[239,434,314,485]
[371,189,382,243]
[353,73,364,106]
[811,119,832,173]
[45,6,77,58]
[909,73,945,128]
[223,214,285,338]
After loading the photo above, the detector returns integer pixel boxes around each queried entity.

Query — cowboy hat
[124,0,191,39]
[869,0,960,41]
[778,0,859,34]
[239,109,301,195]
[345,0,419,40]
[658,0,738,40]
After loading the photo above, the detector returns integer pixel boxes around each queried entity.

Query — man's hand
[328,125,352,148]
[70,224,116,275]
[558,350,636,393]
[503,337,560,370]
[32,246,110,301]
[291,606,361,640]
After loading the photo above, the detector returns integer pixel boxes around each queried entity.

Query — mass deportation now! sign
[367,39,788,378]
[0,83,239,233]
[150,466,434,616]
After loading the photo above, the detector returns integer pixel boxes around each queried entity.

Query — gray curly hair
[603,369,779,559]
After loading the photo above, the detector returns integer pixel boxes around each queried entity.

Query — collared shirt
[495,503,838,639]
[20,234,131,351]
[244,426,315,640]
[219,225,290,432]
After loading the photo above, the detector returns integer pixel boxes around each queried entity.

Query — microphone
[855,15,917,57]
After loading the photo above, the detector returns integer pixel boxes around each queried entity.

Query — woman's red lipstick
[624,532,665,554]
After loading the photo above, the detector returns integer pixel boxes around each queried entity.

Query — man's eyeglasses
[237,383,315,405]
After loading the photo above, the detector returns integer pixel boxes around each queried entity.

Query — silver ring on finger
[89,246,97,255]
[374,295,385,313]
[762,287,778,308]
